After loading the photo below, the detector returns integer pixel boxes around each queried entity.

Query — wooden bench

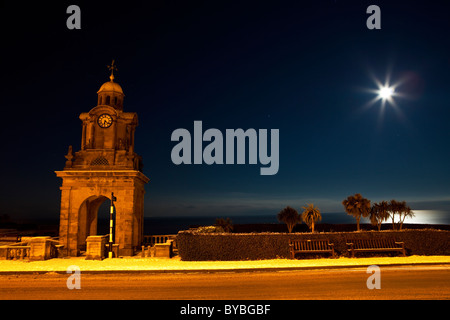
[289,239,335,259]
[346,238,406,258]
[0,234,21,243]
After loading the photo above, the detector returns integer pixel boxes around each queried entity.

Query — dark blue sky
[1,0,449,220]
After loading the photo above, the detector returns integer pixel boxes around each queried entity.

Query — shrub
[177,229,450,261]
[195,225,225,233]
[215,218,233,233]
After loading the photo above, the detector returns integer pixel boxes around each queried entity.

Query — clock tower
[56,63,149,257]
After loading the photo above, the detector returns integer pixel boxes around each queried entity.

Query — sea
[4,210,449,237]
[142,210,450,235]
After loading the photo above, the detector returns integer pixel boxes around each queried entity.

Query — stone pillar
[85,235,108,260]
[58,186,71,256]
[154,241,173,258]
[29,237,53,261]
[115,188,139,257]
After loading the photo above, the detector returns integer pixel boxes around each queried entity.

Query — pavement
[2,265,449,300]
[0,255,449,274]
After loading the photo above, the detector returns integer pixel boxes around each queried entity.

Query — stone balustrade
[141,235,176,258]
[0,236,59,260]
[4,245,30,260]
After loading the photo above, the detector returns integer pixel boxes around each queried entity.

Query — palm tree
[277,206,301,233]
[388,199,404,230]
[398,203,415,230]
[342,193,371,231]
[301,203,322,233]
[370,201,390,231]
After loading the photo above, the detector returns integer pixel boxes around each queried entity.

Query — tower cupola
[96,60,124,110]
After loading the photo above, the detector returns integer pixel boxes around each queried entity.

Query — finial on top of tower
[107,60,118,82]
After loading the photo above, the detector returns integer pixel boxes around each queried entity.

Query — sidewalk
[0,255,449,274]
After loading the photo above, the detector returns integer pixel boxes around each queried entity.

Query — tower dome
[97,60,125,110]
[97,80,124,95]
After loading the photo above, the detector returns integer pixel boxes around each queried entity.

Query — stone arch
[77,195,113,252]
[56,171,148,257]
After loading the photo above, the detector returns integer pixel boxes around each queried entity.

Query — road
[0,265,448,300]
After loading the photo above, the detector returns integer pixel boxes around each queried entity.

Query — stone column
[58,186,72,257]
[115,195,135,256]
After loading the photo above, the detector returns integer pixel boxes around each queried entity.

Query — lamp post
[109,192,117,258]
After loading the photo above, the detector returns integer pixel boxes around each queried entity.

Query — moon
[378,86,394,100]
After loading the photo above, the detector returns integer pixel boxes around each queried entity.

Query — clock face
[97,114,113,128]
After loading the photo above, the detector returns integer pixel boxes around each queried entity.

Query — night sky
[1,1,449,222]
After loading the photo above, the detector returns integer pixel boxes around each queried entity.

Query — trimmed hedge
[177,229,450,261]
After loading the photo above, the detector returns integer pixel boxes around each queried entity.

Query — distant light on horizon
[381,210,448,225]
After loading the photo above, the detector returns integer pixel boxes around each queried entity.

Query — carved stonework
[64,145,74,168]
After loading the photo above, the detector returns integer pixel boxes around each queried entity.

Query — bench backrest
[346,238,397,249]
[290,239,330,251]
[0,235,21,242]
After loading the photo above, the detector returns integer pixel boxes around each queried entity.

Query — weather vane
[107,59,118,82]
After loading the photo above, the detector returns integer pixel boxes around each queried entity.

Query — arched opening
[77,195,115,253]
[106,95,111,105]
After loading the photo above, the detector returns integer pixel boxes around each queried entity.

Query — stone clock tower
[56,63,149,257]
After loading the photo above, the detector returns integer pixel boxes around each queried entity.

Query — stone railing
[0,236,60,260]
[4,245,30,260]
[141,235,177,258]
[143,235,177,248]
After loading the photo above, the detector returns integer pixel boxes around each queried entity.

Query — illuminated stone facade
[56,71,149,257]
